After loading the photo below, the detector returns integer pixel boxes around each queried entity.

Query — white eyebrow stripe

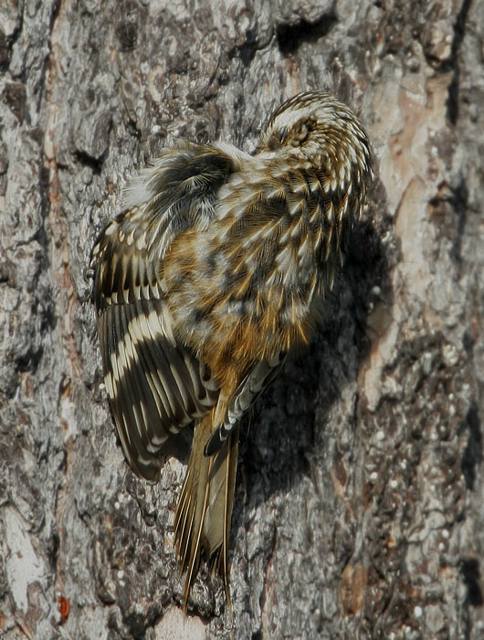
[272,107,313,131]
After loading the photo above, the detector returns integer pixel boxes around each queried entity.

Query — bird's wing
[204,352,287,456]
[91,142,241,480]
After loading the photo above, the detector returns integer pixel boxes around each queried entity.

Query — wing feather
[126,304,172,428]
[91,142,241,479]
[204,352,286,456]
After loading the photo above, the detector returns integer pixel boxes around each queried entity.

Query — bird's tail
[174,413,239,605]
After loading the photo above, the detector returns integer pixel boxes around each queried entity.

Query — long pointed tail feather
[174,415,239,606]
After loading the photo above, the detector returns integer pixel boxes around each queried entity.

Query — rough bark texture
[1,1,483,638]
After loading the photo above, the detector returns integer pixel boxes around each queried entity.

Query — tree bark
[1,0,483,638]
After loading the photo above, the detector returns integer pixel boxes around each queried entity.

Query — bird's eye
[295,121,311,143]
[298,124,308,142]
[265,129,286,150]
[286,120,314,147]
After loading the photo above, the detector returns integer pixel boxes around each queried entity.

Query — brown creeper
[91,91,372,604]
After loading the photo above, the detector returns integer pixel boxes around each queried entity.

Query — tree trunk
[1,1,483,638]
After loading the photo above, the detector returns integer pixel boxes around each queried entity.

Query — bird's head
[256,91,372,179]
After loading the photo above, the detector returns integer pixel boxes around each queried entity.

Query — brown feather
[174,415,239,607]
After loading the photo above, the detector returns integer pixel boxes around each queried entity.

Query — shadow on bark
[237,181,394,511]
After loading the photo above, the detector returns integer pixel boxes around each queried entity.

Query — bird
[90,91,372,606]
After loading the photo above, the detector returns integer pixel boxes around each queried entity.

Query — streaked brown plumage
[90,91,372,605]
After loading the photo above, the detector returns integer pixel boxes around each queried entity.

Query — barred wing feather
[91,143,238,480]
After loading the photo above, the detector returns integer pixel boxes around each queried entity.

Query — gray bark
[1,0,483,638]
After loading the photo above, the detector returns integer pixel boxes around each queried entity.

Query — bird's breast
[162,218,330,375]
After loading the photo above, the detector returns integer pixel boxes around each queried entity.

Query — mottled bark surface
[1,0,483,638]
